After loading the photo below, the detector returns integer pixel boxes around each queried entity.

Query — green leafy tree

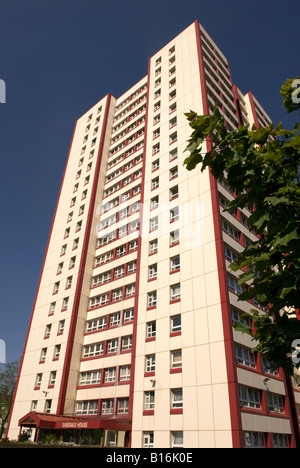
[184,79,300,378]
[0,359,20,440]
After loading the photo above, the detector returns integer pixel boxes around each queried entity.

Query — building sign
[61,421,88,429]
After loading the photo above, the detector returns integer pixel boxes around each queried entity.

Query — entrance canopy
[19,412,131,431]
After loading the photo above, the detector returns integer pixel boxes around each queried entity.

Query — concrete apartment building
[6,20,300,448]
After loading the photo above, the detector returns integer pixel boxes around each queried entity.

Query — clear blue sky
[0,0,298,364]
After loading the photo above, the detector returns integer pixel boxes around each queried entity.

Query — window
[170,148,178,161]
[151,177,159,190]
[49,302,56,315]
[171,284,181,301]
[170,206,179,223]
[107,339,119,354]
[169,102,177,114]
[169,132,177,144]
[235,345,256,368]
[228,275,243,295]
[169,90,176,101]
[66,276,72,289]
[35,373,42,388]
[122,336,132,351]
[225,246,238,263]
[45,400,52,414]
[105,368,116,383]
[171,388,183,408]
[154,113,160,124]
[129,240,138,252]
[152,159,159,171]
[154,101,160,112]
[243,432,266,448]
[77,400,98,415]
[144,391,155,411]
[58,320,65,334]
[150,216,158,232]
[143,432,154,448]
[267,393,284,414]
[80,370,101,386]
[73,238,79,250]
[222,220,240,240]
[151,196,159,210]
[106,430,117,447]
[126,284,135,297]
[31,401,37,412]
[90,293,109,308]
[127,261,137,274]
[262,359,279,376]
[171,349,182,369]
[45,324,51,338]
[170,186,179,200]
[83,342,104,358]
[117,398,129,414]
[92,271,112,286]
[145,354,156,373]
[171,315,181,333]
[116,245,126,257]
[110,312,121,327]
[153,128,160,139]
[171,255,180,271]
[171,432,183,448]
[87,316,107,332]
[231,307,251,329]
[153,143,160,155]
[148,291,157,308]
[169,116,177,127]
[149,239,158,254]
[146,321,156,339]
[170,229,179,245]
[102,399,114,415]
[272,434,289,448]
[54,344,61,360]
[239,385,261,409]
[112,288,123,302]
[120,365,131,381]
[170,166,178,179]
[40,348,47,363]
[62,297,69,310]
[49,371,56,387]
[61,245,67,256]
[114,266,124,279]
[149,264,157,280]
[124,308,134,323]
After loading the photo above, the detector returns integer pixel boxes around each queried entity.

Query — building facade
[6,20,300,448]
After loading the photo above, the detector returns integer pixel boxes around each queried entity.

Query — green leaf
[233,322,253,336]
